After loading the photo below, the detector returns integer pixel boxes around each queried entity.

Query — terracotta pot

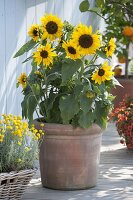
[111,78,133,108]
[34,121,102,190]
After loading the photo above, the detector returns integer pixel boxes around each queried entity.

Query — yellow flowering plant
[14,14,119,129]
[0,114,44,173]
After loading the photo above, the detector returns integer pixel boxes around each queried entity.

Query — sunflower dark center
[22,78,26,83]
[98,69,105,76]
[79,34,93,48]
[107,45,110,51]
[40,50,48,58]
[68,46,76,54]
[33,29,38,36]
[46,21,58,34]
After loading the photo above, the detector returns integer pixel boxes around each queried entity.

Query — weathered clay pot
[34,121,102,190]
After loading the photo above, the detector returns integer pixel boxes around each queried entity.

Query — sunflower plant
[0,114,44,173]
[14,14,119,129]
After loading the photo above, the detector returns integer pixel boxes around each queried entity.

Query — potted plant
[0,114,44,199]
[14,13,118,190]
[110,96,133,150]
[79,0,133,108]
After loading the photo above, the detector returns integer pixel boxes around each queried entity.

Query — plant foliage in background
[15,14,119,129]
[79,0,133,78]
[0,114,44,173]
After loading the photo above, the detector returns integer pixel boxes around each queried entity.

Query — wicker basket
[0,169,35,200]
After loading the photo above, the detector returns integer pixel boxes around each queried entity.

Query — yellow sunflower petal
[33,43,57,68]
[72,23,101,55]
[105,38,116,57]
[28,24,40,42]
[17,73,27,88]
[40,14,63,41]
[0,134,4,142]
[62,40,82,60]
[91,62,113,85]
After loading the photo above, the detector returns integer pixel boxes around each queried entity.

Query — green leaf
[95,116,107,129]
[96,50,108,59]
[89,7,101,13]
[59,95,80,124]
[96,0,104,8]
[27,94,38,122]
[112,77,123,87]
[74,84,83,98]
[62,59,83,82]
[48,96,62,123]
[80,95,93,113]
[21,93,39,122]
[14,39,37,58]
[22,56,32,63]
[21,98,28,119]
[79,111,94,128]
[79,0,90,12]
[16,82,19,88]
[46,72,61,83]
[94,101,108,129]
[39,101,46,116]
[39,93,58,118]
[31,60,37,67]
[31,84,41,96]
[83,79,92,91]
[92,85,101,95]
[47,61,62,75]
[47,92,58,112]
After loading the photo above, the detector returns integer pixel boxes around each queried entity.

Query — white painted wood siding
[0,0,100,115]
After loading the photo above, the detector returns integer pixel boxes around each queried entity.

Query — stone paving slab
[22,123,133,200]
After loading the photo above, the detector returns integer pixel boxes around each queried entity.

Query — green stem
[88,9,106,20]
[27,81,44,120]
[40,68,49,99]
[79,62,84,79]
[85,55,98,70]
[125,44,129,79]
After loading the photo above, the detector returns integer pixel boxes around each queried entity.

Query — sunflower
[40,14,63,41]
[72,23,101,55]
[105,38,116,57]
[28,24,40,42]
[33,43,57,67]
[62,40,81,60]
[91,62,114,85]
[17,73,27,88]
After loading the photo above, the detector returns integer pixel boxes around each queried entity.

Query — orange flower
[118,56,126,64]
[122,26,133,37]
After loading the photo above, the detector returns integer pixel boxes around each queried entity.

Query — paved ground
[22,123,133,200]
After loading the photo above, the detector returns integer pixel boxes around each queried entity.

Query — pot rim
[33,119,103,136]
